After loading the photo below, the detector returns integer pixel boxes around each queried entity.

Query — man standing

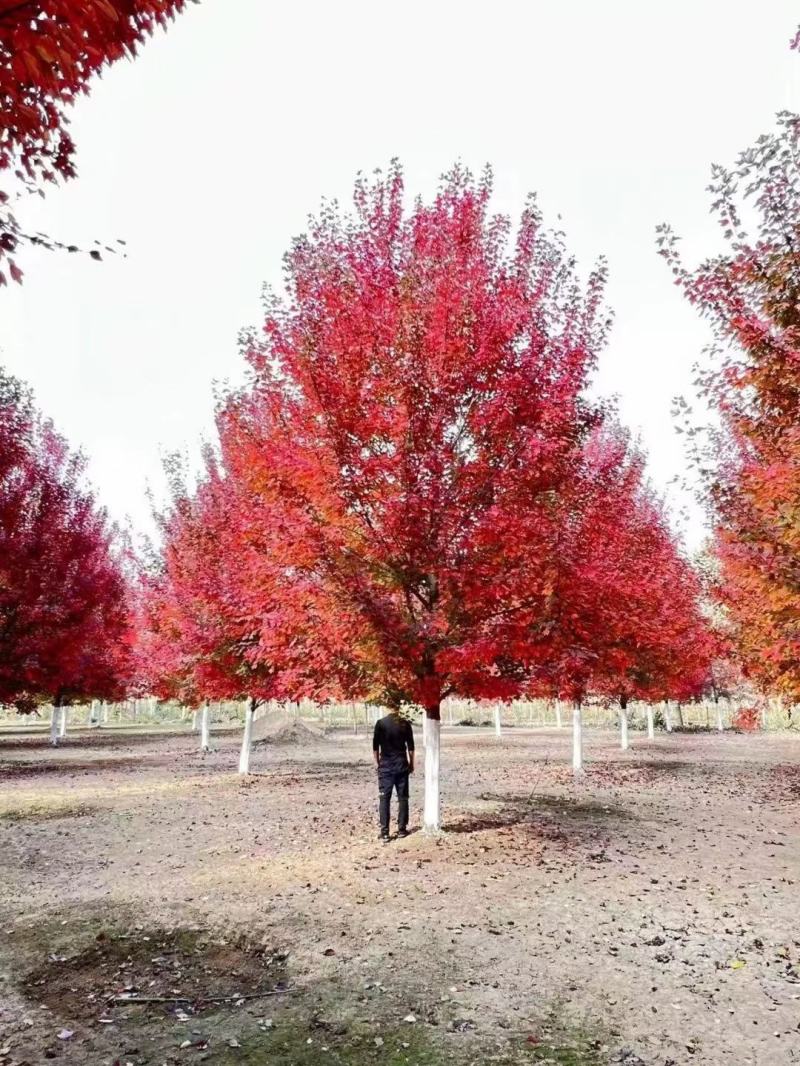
[372,707,415,842]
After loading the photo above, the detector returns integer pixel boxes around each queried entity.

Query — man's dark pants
[378,762,409,835]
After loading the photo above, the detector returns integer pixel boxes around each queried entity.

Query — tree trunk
[101,701,109,725]
[59,705,67,739]
[239,698,256,775]
[200,702,211,751]
[423,709,441,833]
[664,702,673,732]
[646,703,655,740]
[493,704,502,739]
[572,703,583,775]
[422,712,428,748]
[676,703,685,728]
[50,704,60,746]
[555,700,563,729]
[620,699,629,751]
[715,698,724,732]
[191,709,198,731]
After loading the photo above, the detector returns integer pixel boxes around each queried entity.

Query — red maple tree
[0,0,190,283]
[0,368,132,713]
[659,101,800,702]
[545,426,712,708]
[211,164,611,827]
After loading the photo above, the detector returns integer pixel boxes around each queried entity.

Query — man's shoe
[380,832,390,844]
[397,828,410,838]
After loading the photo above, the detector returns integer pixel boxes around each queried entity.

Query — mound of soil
[251,710,326,746]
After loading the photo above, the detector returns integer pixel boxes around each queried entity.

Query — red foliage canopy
[136,444,346,708]
[0,369,132,709]
[659,106,800,701]
[140,165,711,725]
[0,0,189,282]
[541,425,713,706]
[211,164,614,717]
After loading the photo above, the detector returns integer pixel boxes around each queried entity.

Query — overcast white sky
[3,1,798,548]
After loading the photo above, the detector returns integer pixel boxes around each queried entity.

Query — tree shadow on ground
[0,756,162,779]
[251,761,364,786]
[443,793,636,838]
[629,759,716,776]
[0,728,238,752]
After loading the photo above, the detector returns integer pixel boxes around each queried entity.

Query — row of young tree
[2,3,794,832]
[0,169,720,828]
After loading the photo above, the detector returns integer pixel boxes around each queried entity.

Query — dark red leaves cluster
[0,369,132,710]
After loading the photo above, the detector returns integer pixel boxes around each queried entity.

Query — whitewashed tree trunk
[555,700,563,729]
[101,701,109,725]
[58,705,67,739]
[239,700,256,775]
[646,703,655,740]
[493,704,502,738]
[50,705,60,746]
[572,704,583,775]
[89,699,99,727]
[715,700,724,732]
[422,712,428,748]
[191,709,198,731]
[423,714,441,832]
[200,702,211,751]
[620,706,629,750]
[664,702,673,732]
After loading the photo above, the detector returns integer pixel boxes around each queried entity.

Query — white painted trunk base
[493,705,502,738]
[555,701,563,729]
[646,704,655,740]
[664,703,673,732]
[191,710,198,731]
[423,716,441,832]
[715,702,724,732]
[620,708,629,751]
[50,706,60,746]
[572,704,583,774]
[59,707,67,739]
[239,705,255,774]
[200,703,211,751]
[422,713,428,748]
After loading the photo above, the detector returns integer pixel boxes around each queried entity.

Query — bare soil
[0,722,799,1066]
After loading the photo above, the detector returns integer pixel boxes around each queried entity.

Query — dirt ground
[1,721,799,1066]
